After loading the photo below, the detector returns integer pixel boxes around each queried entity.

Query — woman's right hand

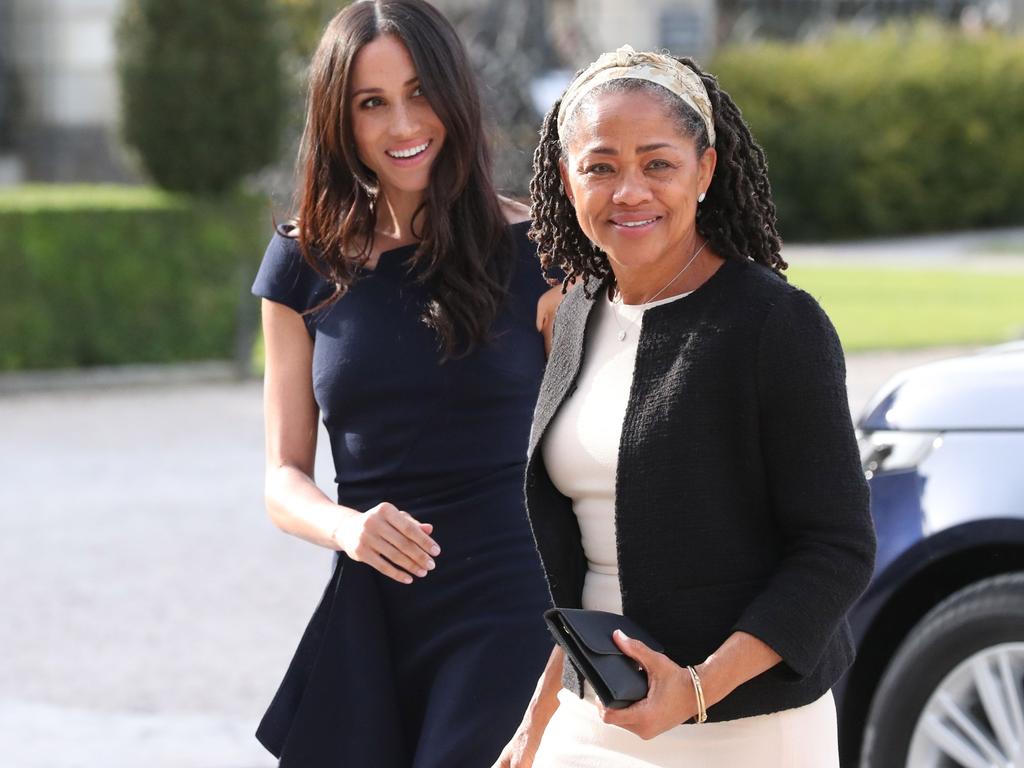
[493,645,563,767]
[492,719,545,768]
[333,502,441,584]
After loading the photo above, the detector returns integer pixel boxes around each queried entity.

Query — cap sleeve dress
[251,222,555,768]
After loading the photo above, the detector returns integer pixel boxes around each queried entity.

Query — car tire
[860,572,1024,768]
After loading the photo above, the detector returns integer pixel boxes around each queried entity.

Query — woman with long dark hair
[251,2,559,765]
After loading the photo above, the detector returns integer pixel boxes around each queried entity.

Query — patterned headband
[556,45,716,147]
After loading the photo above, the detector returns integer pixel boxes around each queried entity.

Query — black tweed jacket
[525,256,877,722]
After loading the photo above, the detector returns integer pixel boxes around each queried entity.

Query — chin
[606,246,664,269]
[383,173,432,195]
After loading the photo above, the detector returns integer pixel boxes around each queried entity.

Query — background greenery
[0,186,267,371]
[712,23,1024,240]
[789,263,1024,351]
[117,0,287,195]
[4,20,1023,373]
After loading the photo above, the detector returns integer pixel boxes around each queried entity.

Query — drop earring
[697,191,706,203]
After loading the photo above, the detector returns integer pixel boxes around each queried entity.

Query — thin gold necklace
[610,239,707,342]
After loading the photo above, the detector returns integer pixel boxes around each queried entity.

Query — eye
[360,96,385,109]
[411,84,425,98]
[585,163,614,175]
[647,159,673,171]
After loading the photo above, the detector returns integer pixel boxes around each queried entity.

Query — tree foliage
[276,0,348,63]
[713,22,1024,240]
[117,0,287,195]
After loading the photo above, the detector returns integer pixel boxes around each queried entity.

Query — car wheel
[861,573,1024,768]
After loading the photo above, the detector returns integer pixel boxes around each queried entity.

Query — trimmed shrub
[0,185,267,371]
[117,0,286,195]
[712,23,1024,240]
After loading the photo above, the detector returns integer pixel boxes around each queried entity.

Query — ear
[558,159,576,207]
[697,147,717,199]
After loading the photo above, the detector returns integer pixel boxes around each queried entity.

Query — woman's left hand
[596,630,698,740]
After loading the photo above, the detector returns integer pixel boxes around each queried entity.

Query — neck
[614,236,714,305]
[374,186,426,246]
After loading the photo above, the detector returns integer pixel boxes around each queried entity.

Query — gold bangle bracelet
[686,665,708,724]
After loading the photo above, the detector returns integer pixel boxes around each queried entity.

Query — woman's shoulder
[252,222,331,314]
[258,220,306,266]
[731,260,841,356]
[499,195,531,225]
[504,218,559,306]
[267,220,307,253]
[506,218,534,258]
[731,258,824,314]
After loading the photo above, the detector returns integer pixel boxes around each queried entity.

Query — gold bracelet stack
[686,665,707,724]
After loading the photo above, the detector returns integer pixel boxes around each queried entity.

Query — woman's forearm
[695,631,782,711]
[523,645,565,729]
[264,463,359,549]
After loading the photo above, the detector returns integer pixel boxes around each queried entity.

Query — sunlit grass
[0,184,187,212]
[789,264,1024,352]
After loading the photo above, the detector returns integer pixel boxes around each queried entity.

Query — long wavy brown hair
[295,0,512,357]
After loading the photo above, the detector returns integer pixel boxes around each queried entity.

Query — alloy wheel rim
[907,642,1024,768]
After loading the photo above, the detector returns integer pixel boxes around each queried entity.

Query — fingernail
[430,545,441,556]
[426,559,435,570]
[617,630,631,640]
[417,569,428,578]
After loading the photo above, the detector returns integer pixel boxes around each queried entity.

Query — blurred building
[0,0,131,184]
[1,0,1022,186]
[437,0,716,64]
[719,0,1022,40]
[575,0,716,60]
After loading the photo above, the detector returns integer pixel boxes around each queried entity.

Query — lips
[386,140,431,159]
[610,215,662,230]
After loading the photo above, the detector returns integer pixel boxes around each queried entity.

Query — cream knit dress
[533,293,839,768]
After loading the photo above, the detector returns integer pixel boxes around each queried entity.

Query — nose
[389,101,420,139]
[611,167,652,207]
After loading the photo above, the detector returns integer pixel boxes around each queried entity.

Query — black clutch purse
[544,607,665,709]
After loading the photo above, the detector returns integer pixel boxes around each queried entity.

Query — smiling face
[349,34,446,201]
[560,88,716,291]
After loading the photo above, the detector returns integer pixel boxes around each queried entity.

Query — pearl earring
[697,191,706,203]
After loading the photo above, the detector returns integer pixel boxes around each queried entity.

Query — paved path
[0,343,976,767]
[0,381,334,768]
[783,226,1024,270]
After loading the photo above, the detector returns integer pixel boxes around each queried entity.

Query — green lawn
[0,183,186,212]
[788,264,1024,352]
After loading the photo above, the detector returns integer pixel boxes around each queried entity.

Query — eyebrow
[351,77,420,98]
[586,142,675,155]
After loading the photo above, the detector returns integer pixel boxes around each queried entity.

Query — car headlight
[857,430,942,479]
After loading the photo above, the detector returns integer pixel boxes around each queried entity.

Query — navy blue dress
[251,221,554,767]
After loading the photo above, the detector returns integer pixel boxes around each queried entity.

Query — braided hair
[529,56,785,296]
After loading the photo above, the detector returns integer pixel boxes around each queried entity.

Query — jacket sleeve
[732,288,877,678]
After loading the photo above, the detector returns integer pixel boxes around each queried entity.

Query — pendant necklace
[610,239,707,342]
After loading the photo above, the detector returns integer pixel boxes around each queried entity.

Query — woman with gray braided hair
[494,46,876,767]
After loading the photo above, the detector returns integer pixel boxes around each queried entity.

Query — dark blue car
[838,343,1024,767]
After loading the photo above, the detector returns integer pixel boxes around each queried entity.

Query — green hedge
[712,23,1024,240]
[0,185,267,370]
